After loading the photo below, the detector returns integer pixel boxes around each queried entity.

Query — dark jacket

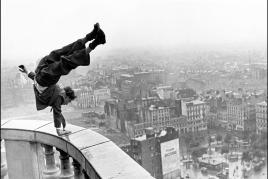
[28,72,66,128]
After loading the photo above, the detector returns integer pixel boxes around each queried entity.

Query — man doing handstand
[19,23,106,135]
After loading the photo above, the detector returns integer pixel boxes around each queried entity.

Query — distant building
[156,86,174,100]
[134,70,165,84]
[145,105,171,125]
[226,98,256,132]
[256,101,267,134]
[181,99,209,132]
[216,109,228,129]
[177,88,198,101]
[249,63,267,80]
[93,87,111,105]
[127,127,180,179]
[104,99,120,129]
[185,78,206,93]
[133,115,188,137]
[74,89,95,108]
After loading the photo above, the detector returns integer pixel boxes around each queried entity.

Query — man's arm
[52,97,66,129]
[18,65,35,81]
[27,72,36,81]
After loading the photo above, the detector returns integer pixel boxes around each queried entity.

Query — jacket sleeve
[52,97,66,128]
[28,72,36,81]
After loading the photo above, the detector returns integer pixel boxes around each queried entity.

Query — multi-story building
[226,98,256,132]
[144,105,171,130]
[133,115,188,137]
[134,70,165,85]
[181,99,209,132]
[120,80,135,99]
[250,63,267,80]
[177,88,197,101]
[93,87,111,105]
[74,89,95,109]
[216,109,228,129]
[155,86,174,100]
[256,101,267,134]
[104,99,119,129]
[74,87,111,108]
[140,97,160,108]
[128,127,180,179]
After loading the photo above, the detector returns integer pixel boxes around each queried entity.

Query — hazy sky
[1,0,267,65]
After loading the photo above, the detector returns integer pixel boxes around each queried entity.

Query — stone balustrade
[1,119,155,179]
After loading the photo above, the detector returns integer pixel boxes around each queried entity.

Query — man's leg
[35,23,105,86]
[48,23,100,61]
[55,117,71,135]
[43,26,106,76]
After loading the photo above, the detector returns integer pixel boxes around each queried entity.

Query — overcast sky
[1,0,267,65]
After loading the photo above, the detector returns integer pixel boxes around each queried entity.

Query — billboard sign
[160,138,180,175]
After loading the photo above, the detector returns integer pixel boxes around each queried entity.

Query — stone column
[43,144,60,179]
[1,140,8,179]
[4,140,40,179]
[72,159,83,179]
[58,149,74,179]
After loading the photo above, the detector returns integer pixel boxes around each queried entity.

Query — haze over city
[1,0,267,67]
[1,0,267,179]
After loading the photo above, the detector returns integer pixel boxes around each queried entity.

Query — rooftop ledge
[1,119,154,179]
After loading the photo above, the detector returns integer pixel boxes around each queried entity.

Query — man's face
[63,96,72,105]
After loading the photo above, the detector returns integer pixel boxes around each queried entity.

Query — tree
[216,134,222,144]
[251,132,267,151]
[242,151,251,163]
[221,145,229,154]
[208,136,213,145]
[242,130,249,141]
[233,140,238,153]
[260,132,267,150]
[249,133,258,146]
[184,133,193,156]
[252,149,263,159]
[207,136,213,154]
[224,133,232,151]
[184,133,193,144]
[191,148,207,162]
[191,150,199,162]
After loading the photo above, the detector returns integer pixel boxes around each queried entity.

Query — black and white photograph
[1,0,267,178]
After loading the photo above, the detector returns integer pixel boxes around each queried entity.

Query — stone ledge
[1,119,155,179]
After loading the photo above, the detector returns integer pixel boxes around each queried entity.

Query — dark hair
[64,86,77,100]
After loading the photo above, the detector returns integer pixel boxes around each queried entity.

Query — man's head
[63,86,77,105]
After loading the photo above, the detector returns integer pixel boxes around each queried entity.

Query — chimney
[175,99,182,116]
[144,127,155,139]
[166,126,176,135]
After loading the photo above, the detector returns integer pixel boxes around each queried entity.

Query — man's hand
[18,65,28,74]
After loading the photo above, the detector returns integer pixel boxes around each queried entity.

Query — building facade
[181,100,209,132]
[256,101,267,134]
[226,98,256,132]
[128,127,180,179]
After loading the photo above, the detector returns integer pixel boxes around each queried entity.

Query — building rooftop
[121,74,134,78]
[257,101,267,106]
[1,119,154,179]
[184,99,205,105]
[156,86,173,90]
[135,134,147,141]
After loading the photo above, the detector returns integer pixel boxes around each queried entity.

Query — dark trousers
[35,39,90,87]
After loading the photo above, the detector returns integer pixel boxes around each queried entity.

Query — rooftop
[257,101,267,106]
[1,119,155,179]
